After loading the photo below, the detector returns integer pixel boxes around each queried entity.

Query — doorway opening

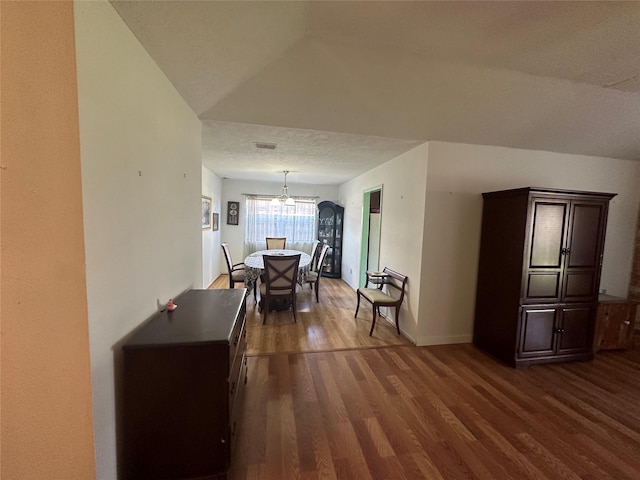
[359,186,383,287]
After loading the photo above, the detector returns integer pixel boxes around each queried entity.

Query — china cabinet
[473,187,615,368]
[317,200,344,278]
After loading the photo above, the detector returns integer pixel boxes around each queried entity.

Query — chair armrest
[365,271,389,288]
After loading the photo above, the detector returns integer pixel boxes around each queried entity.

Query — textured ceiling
[111,1,640,185]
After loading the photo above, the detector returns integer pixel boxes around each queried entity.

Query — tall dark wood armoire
[473,187,616,368]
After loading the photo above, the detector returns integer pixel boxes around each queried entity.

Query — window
[244,196,317,255]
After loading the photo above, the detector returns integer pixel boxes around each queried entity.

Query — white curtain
[244,196,317,257]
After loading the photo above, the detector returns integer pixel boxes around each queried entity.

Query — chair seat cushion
[305,271,319,282]
[358,288,398,305]
[231,271,246,282]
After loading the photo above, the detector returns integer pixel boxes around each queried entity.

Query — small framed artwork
[227,201,239,225]
[212,213,219,231]
[202,196,212,229]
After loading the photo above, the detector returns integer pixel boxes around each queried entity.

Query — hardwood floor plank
[409,451,447,480]
[514,432,582,480]
[305,402,337,480]
[209,276,640,479]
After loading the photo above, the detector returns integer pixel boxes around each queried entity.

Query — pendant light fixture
[271,171,296,206]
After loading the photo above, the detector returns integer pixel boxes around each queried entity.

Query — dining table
[243,249,312,293]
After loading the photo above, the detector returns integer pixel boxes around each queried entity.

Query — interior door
[359,186,382,287]
[368,213,381,272]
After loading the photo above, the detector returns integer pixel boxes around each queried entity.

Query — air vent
[254,142,277,150]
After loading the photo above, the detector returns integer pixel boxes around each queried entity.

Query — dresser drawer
[229,353,247,444]
[228,305,246,367]
[228,327,246,410]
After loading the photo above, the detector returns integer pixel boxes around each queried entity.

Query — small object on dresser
[167,298,177,311]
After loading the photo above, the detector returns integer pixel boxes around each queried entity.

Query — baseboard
[377,314,472,346]
[415,334,473,347]
[377,314,416,344]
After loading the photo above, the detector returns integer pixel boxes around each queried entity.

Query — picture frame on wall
[202,196,212,229]
[212,213,219,231]
[227,201,239,225]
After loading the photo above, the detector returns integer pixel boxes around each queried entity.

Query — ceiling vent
[254,142,277,150]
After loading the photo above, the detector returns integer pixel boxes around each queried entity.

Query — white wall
[221,178,339,264]
[75,2,202,478]
[417,141,640,346]
[202,166,223,287]
[339,143,429,341]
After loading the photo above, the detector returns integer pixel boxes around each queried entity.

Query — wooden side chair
[355,268,408,336]
[221,243,255,300]
[304,244,330,303]
[265,237,286,250]
[259,254,301,324]
[309,240,320,267]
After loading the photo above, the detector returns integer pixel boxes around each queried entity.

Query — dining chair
[309,240,320,268]
[265,237,286,250]
[259,254,301,324]
[221,243,256,300]
[304,244,330,303]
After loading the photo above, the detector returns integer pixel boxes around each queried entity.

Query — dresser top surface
[123,289,246,348]
[598,293,636,304]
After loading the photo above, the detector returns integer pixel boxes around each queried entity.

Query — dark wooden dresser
[593,294,638,352]
[122,289,247,480]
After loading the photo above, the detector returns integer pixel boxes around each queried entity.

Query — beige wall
[339,141,640,347]
[629,207,640,306]
[339,143,429,342]
[418,141,640,346]
[74,2,203,477]
[417,142,640,345]
[203,166,223,287]
[1,1,96,478]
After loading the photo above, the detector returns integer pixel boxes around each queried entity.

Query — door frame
[359,185,383,287]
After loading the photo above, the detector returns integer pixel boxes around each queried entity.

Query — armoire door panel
[557,305,593,354]
[519,307,556,357]
[529,202,567,268]
[525,273,561,300]
[563,271,597,301]
[567,204,603,268]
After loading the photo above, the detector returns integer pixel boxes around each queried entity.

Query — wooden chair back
[265,237,286,250]
[221,242,235,274]
[263,254,301,294]
[383,268,408,301]
[309,240,320,269]
[315,244,330,274]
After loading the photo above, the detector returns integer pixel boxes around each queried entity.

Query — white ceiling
[111,1,640,185]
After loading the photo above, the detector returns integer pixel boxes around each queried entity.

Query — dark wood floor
[211,276,640,479]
